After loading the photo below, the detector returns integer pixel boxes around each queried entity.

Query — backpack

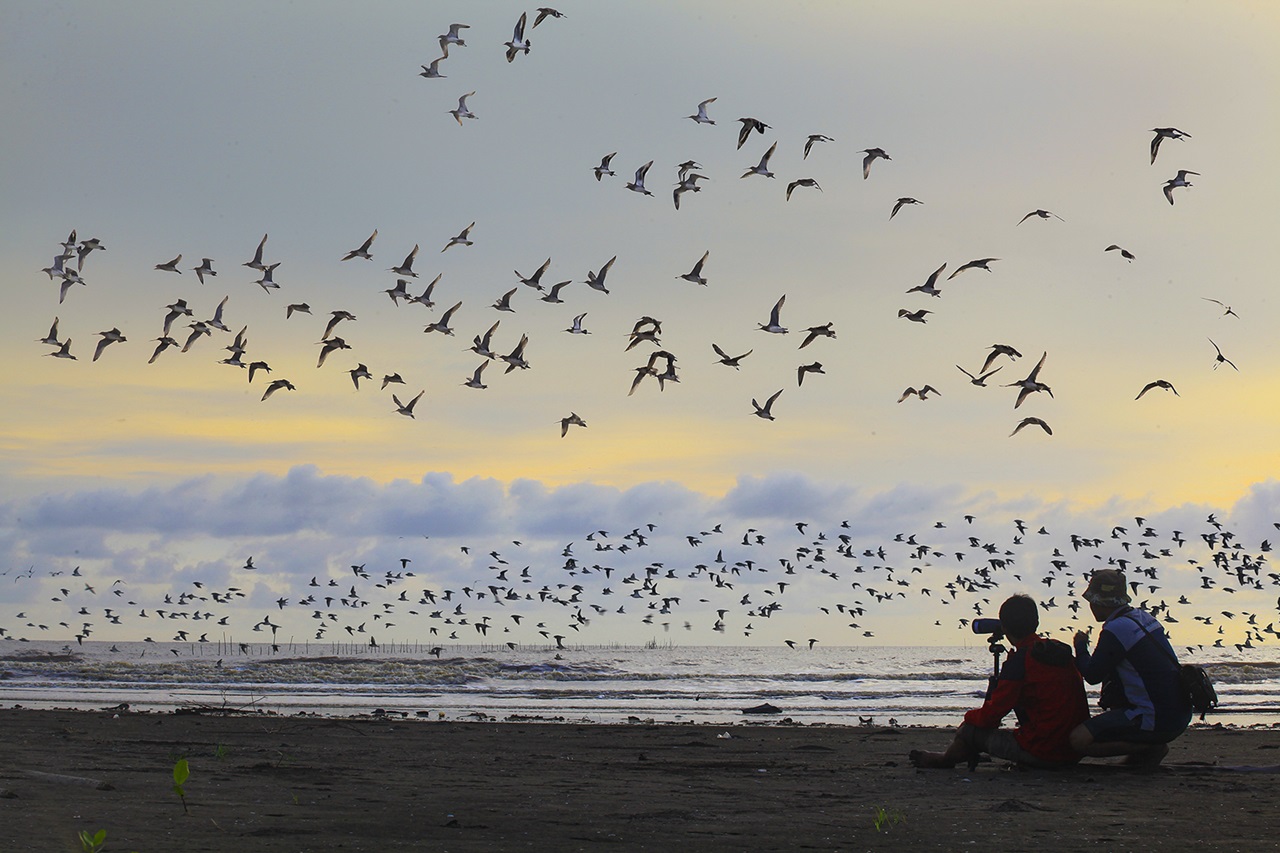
[1126,612,1218,721]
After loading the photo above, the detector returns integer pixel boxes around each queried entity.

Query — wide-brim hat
[1083,568,1130,606]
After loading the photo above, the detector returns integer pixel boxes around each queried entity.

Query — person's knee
[1069,723,1093,752]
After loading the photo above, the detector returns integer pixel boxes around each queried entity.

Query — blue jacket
[1074,606,1191,732]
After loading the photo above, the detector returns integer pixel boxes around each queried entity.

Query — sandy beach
[1,710,1277,852]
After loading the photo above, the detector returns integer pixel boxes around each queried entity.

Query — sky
[2,1,1279,650]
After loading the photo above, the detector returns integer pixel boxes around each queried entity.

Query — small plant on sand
[78,829,107,853]
[172,757,191,814]
[872,805,906,832]
[213,742,229,760]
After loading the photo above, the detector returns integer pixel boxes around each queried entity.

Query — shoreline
[3,708,1278,852]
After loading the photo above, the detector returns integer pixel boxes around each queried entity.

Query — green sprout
[872,805,906,832]
[172,757,190,814]
[78,829,107,853]
[213,743,229,761]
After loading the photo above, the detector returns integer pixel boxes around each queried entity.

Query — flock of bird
[16,9,1271,653]
[3,509,1277,656]
[30,9,1238,446]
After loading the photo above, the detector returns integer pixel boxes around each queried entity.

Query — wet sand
[1,708,1277,852]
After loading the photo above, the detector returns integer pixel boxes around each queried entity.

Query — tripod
[968,632,1007,772]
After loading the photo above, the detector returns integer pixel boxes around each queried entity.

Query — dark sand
[1,709,1277,852]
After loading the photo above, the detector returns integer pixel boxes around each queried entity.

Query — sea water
[2,641,1277,727]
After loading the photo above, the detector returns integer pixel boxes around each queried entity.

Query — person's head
[998,594,1039,640]
[1082,569,1130,621]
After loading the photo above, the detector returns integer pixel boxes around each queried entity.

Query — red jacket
[963,634,1088,763]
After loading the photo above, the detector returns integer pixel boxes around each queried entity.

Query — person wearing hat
[1069,569,1192,765]
[910,594,1088,770]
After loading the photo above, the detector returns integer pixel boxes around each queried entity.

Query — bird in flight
[626,161,654,196]
[786,178,821,201]
[155,254,182,274]
[948,258,999,279]
[586,256,617,293]
[890,197,921,220]
[449,91,477,125]
[678,251,709,285]
[736,117,770,149]
[1163,170,1199,205]
[1006,352,1052,408]
[393,390,425,418]
[342,229,377,261]
[443,222,475,251]
[897,308,932,324]
[1150,127,1190,165]
[712,344,752,369]
[751,389,783,420]
[504,12,531,62]
[758,295,787,334]
[688,97,717,125]
[560,412,587,437]
[1208,338,1237,371]
[1202,298,1238,318]
[956,364,1002,386]
[1105,244,1135,262]
[803,134,834,159]
[1018,209,1064,225]
[1135,380,1179,400]
[741,142,778,179]
[1010,417,1052,437]
[593,152,616,181]
[797,362,825,386]
[861,148,890,179]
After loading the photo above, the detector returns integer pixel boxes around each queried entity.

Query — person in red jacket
[910,594,1088,769]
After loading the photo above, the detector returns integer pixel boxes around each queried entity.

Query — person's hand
[1073,630,1090,648]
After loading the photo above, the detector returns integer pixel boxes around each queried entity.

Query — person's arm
[1074,627,1124,685]
[963,649,1025,729]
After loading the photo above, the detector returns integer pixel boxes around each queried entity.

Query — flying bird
[1208,338,1237,371]
[1163,170,1199,205]
[439,23,469,50]
[897,308,932,323]
[449,91,477,125]
[1202,298,1238,318]
[342,229,377,261]
[443,222,475,251]
[393,390,425,418]
[803,134,834,159]
[1135,380,1179,400]
[1150,127,1190,165]
[593,152,617,181]
[751,389,783,420]
[956,364,1002,386]
[736,117,770,149]
[861,148,890,179]
[785,178,821,200]
[533,8,564,27]
[154,254,182,274]
[890,197,921,220]
[586,256,617,293]
[712,344,752,369]
[504,12,531,62]
[560,412,587,437]
[758,295,787,334]
[1010,417,1052,436]
[741,142,777,178]
[797,362,825,386]
[192,258,217,284]
[678,251,709,285]
[243,234,269,271]
[1006,351,1052,408]
[390,244,420,277]
[948,258,999,279]
[688,97,717,124]
[798,323,835,349]
[1018,209,1064,225]
[626,161,654,196]
[1105,244,1135,261]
